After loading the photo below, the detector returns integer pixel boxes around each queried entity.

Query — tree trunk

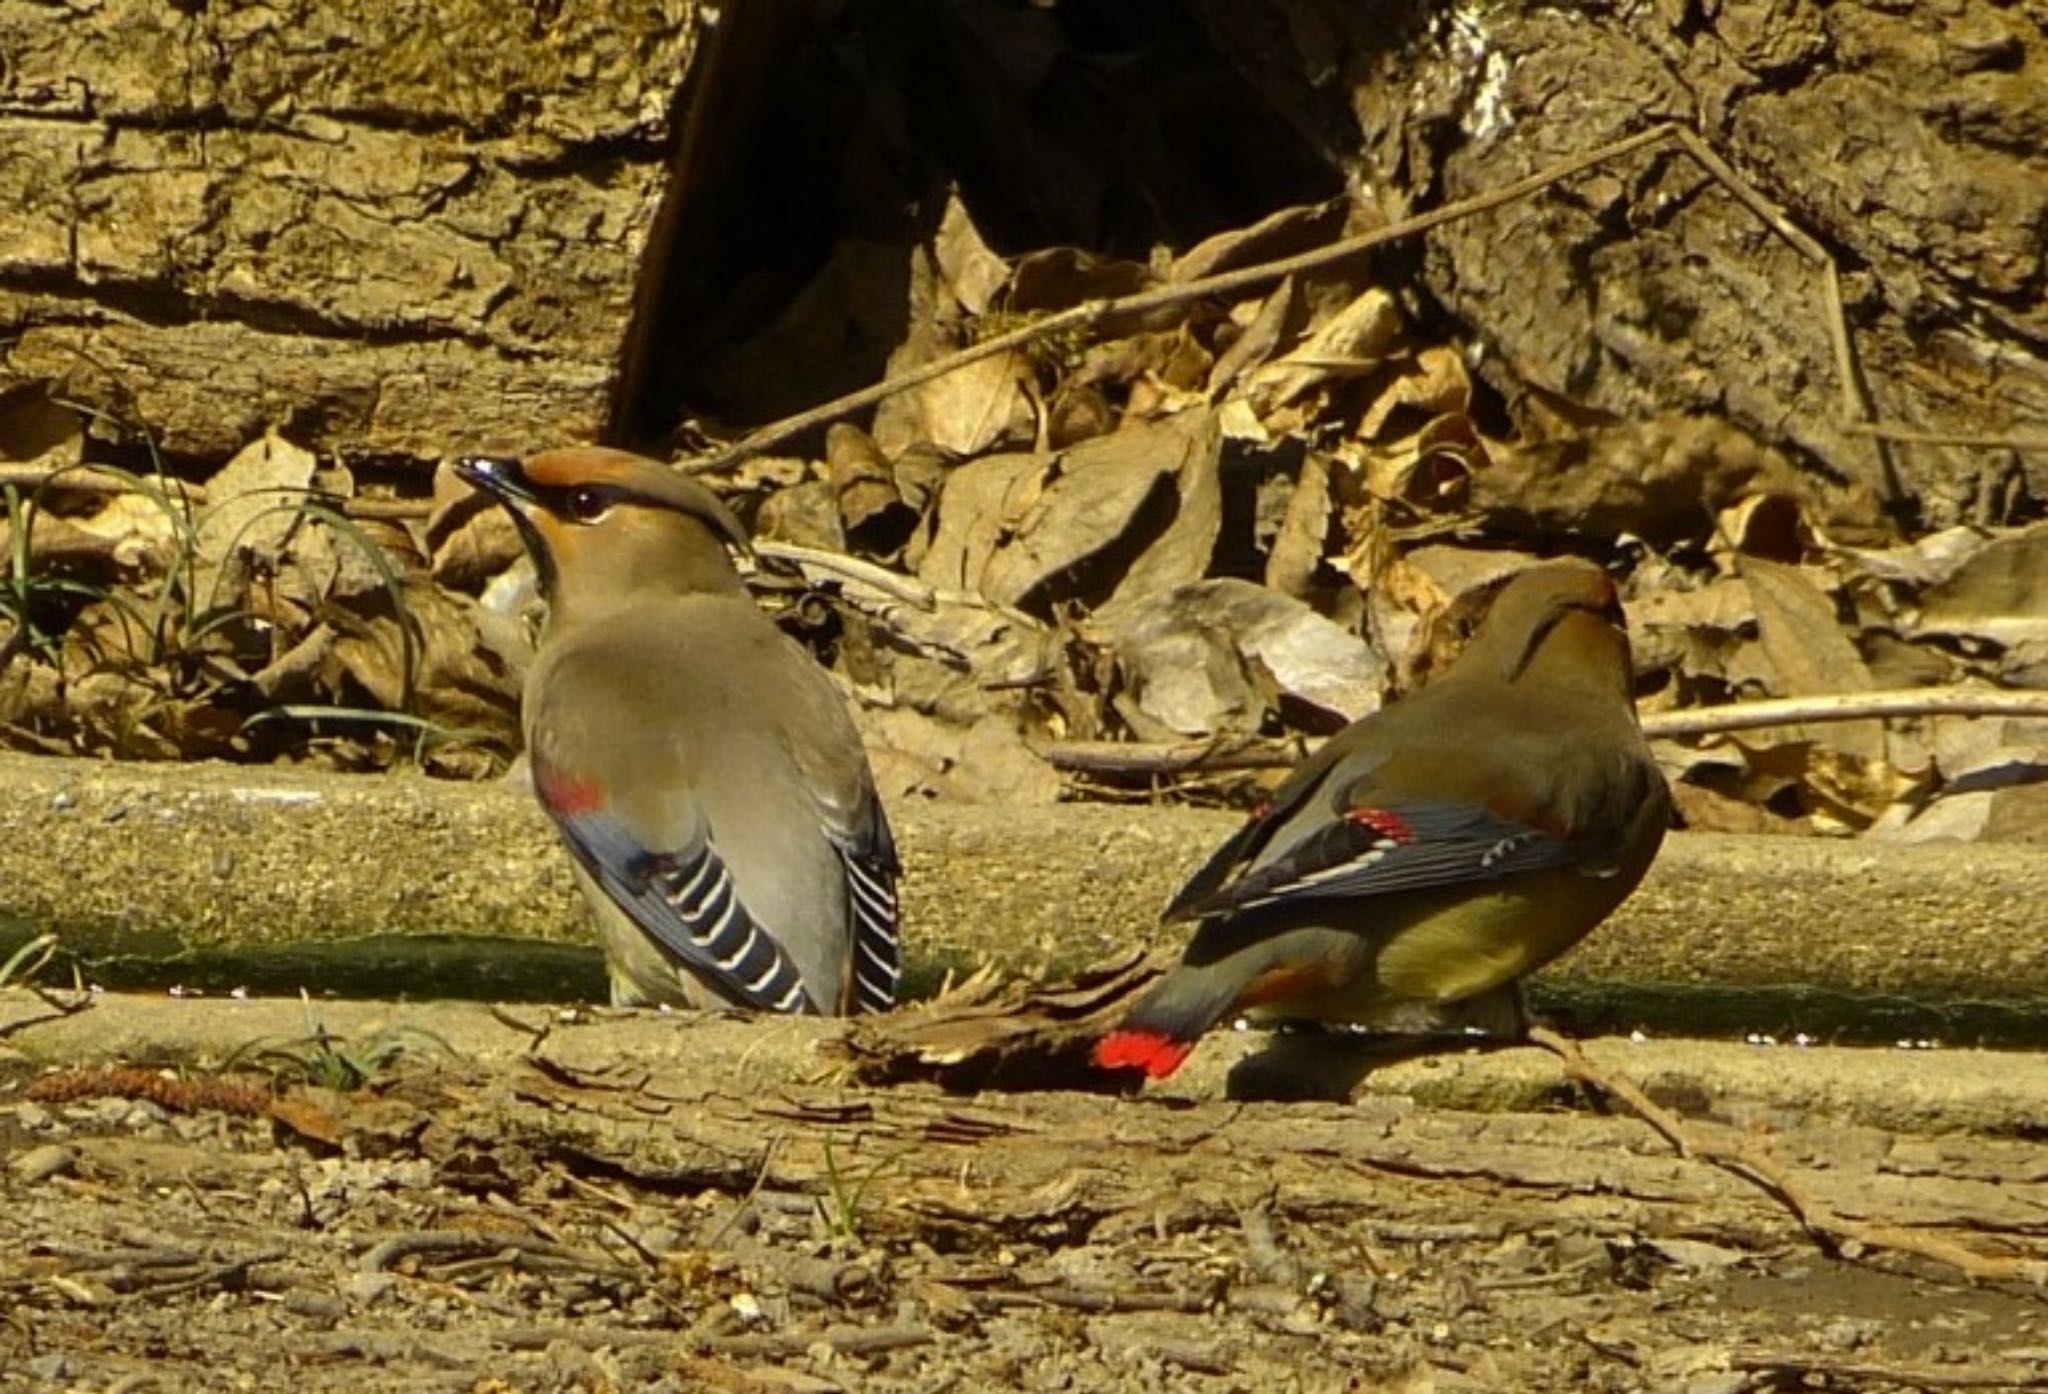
[0,0,709,466]
[1204,0,2048,528]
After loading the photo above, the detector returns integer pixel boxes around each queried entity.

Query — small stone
[1683,1376,1747,1394]
[9,1143,78,1183]
[15,1101,55,1131]
[345,1272,396,1306]
[26,1355,72,1382]
[122,1099,171,1130]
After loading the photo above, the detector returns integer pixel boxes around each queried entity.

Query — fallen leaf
[1104,578,1383,737]
[932,193,1010,317]
[191,431,319,615]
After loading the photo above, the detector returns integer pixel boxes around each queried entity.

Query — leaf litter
[3,188,2047,838]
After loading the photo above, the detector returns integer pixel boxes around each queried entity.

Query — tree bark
[1205,0,2048,529]
[0,0,708,465]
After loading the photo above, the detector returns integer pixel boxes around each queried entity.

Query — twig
[1038,687,2048,775]
[1843,421,2048,454]
[1039,737,1299,775]
[1638,687,2048,738]
[0,465,433,522]
[0,464,204,501]
[688,125,1687,471]
[754,540,938,611]
[486,1004,554,1055]
[1527,1027,2048,1285]
[989,1285,1209,1315]
[493,1322,934,1359]
[1730,1350,2048,1390]
[687,119,1898,514]
[358,1230,635,1281]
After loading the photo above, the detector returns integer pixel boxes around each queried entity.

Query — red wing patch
[536,766,607,815]
[1344,807,1417,844]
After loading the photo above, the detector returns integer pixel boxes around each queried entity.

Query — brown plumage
[1096,559,1670,1079]
[458,447,901,1015]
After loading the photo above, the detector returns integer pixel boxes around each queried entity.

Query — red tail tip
[1094,1029,1195,1080]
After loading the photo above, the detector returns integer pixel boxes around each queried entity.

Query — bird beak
[453,455,538,512]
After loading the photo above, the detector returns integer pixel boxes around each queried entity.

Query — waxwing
[1096,559,1669,1079]
[457,447,901,1015]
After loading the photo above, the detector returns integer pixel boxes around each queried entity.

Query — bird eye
[564,486,610,523]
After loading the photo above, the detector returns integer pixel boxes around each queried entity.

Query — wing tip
[1093,1029,1196,1080]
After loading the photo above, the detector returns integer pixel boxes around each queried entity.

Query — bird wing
[828,803,903,1014]
[1173,797,1586,922]
[769,643,904,1015]
[534,761,818,1014]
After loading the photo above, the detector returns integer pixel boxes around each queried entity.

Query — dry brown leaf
[929,410,1221,616]
[1356,345,1472,439]
[1206,278,1300,400]
[835,948,1162,1092]
[824,422,910,545]
[1045,382,1118,449]
[932,194,1010,317]
[1240,285,1401,417]
[972,429,1170,607]
[914,450,1047,596]
[192,431,318,614]
[59,491,182,574]
[1340,413,1482,517]
[1265,451,1334,600]
[1826,524,1993,590]
[755,477,846,553]
[250,622,342,701]
[291,511,414,606]
[1914,524,2048,646]
[1740,556,1882,764]
[912,349,1034,457]
[860,707,1060,807]
[1169,199,1345,283]
[1103,578,1382,738]
[1004,247,1151,314]
[1709,493,1811,567]
[1100,406,1223,613]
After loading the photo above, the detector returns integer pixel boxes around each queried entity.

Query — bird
[1094,558,1670,1080]
[455,447,902,1016]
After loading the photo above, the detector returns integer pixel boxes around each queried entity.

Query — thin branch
[1039,737,1300,775]
[1638,687,2048,738]
[0,465,435,523]
[754,540,938,611]
[1731,1350,2048,1391]
[1038,687,2048,775]
[687,125,1685,471]
[1528,1027,2048,1286]
[1843,420,2048,453]
[0,464,203,501]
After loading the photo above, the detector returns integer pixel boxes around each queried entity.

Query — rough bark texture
[1215,0,2048,529]
[0,0,706,465]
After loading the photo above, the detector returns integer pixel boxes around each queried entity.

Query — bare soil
[6,998,2048,1393]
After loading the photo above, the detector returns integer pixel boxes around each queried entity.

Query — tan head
[456,447,751,626]
[1452,558,1637,703]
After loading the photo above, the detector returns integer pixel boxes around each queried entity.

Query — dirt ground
[6,996,2048,1393]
